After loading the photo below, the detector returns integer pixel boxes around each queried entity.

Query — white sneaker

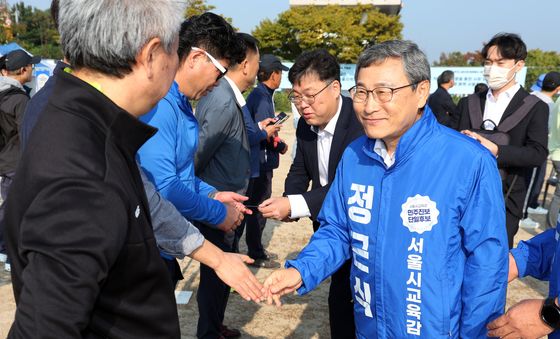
[527,206,548,215]
[519,217,540,229]
[4,263,10,272]
[0,253,6,263]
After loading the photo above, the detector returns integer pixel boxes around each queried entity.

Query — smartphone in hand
[268,112,289,126]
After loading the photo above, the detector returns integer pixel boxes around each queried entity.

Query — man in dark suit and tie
[457,33,549,249]
[259,49,364,339]
[428,69,457,128]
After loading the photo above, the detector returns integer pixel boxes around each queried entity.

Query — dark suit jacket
[195,77,250,193]
[456,87,549,218]
[427,87,457,128]
[284,96,364,229]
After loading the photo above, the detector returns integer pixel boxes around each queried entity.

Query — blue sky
[207,0,558,63]
[18,0,559,63]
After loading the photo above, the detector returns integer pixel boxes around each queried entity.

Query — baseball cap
[4,49,41,71]
[259,54,289,73]
[531,73,546,92]
[542,71,560,91]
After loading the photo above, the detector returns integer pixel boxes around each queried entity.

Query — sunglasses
[191,46,228,80]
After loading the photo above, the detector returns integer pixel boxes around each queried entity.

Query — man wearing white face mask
[457,33,549,249]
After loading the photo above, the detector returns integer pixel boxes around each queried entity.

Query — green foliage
[0,2,62,59]
[433,51,483,67]
[243,86,291,113]
[184,0,215,18]
[252,5,402,63]
[184,0,234,26]
[273,89,292,113]
[525,49,560,90]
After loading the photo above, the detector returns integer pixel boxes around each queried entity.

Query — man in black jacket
[259,49,364,339]
[457,33,549,249]
[0,48,39,271]
[428,69,457,128]
[4,1,188,337]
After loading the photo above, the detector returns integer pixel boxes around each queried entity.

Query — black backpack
[467,92,540,196]
[467,93,540,146]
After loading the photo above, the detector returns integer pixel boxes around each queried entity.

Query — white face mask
[483,64,517,90]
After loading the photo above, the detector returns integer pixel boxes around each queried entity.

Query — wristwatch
[541,297,560,329]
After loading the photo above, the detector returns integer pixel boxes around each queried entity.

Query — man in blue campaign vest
[263,40,508,338]
[487,223,560,338]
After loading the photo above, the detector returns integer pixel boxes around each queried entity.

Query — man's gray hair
[59,0,184,78]
[355,40,430,89]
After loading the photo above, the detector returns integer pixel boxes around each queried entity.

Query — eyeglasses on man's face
[191,46,228,80]
[288,80,335,105]
[349,82,419,104]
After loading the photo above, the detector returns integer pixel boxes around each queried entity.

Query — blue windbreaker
[137,81,226,226]
[511,226,560,338]
[287,108,508,338]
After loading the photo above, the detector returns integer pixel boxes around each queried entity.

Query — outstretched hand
[215,252,264,303]
[262,268,303,306]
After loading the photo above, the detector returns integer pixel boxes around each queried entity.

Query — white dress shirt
[373,139,396,168]
[482,83,520,130]
[224,76,246,107]
[288,97,342,219]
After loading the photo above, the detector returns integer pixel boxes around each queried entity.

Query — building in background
[289,0,402,15]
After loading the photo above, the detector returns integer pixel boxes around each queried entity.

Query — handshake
[211,248,303,307]
[206,191,299,305]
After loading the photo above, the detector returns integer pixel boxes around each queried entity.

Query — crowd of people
[0,0,560,338]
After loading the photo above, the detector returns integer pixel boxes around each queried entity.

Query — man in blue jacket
[263,40,508,338]
[487,226,560,338]
[136,13,251,339]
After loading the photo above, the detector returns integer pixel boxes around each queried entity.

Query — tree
[252,5,402,63]
[434,51,483,67]
[0,2,61,59]
[525,49,560,90]
[184,0,233,26]
[184,0,215,18]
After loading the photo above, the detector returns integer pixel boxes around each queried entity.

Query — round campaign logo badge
[400,194,439,234]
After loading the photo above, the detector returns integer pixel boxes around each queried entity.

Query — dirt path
[0,118,551,338]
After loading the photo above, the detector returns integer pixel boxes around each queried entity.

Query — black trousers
[329,259,356,339]
[0,172,15,258]
[506,209,519,249]
[196,224,233,339]
[235,170,272,258]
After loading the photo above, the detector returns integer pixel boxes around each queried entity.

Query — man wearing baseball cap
[0,49,40,272]
[242,54,289,268]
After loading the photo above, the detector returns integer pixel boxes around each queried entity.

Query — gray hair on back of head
[355,40,430,90]
[58,0,184,78]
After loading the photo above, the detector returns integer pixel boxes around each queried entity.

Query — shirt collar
[487,83,520,102]
[259,82,275,96]
[311,96,342,136]
[224,76,246,107]
[373,138,395,167]
[531,91,554,104]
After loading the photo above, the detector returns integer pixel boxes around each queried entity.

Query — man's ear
[416,80,431,109]
[331,79,341,94]
[137,37,163,79]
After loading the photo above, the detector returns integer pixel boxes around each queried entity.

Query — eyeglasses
[191,46,228,80]
[349,82,419,104]
[288,80,335,105]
